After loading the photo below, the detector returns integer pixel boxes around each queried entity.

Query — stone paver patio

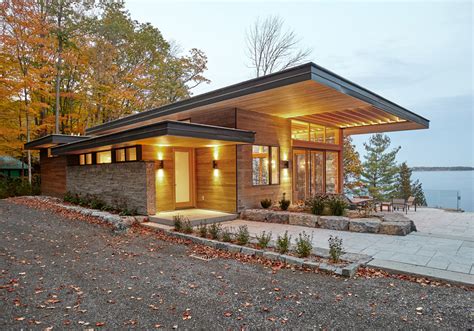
[222,208,474,284]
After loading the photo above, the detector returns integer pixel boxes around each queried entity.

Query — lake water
[412,171,474,212]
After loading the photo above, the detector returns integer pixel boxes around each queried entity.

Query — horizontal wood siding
[236,109,292,210]
[142,145,175,212]
[195,145,236,213]
[40,149,67,197]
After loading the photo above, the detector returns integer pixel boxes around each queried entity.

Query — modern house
[24,63,429,216]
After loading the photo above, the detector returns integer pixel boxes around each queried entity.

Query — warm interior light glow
[213,169,219,177]
[157,151,163,160]
[213,146,219,160]
[157,169,164,179]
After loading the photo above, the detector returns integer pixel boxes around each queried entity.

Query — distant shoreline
[412,166,474,172]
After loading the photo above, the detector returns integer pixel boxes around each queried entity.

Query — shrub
[119,207,138,216]
[306,194,327,215]
[0,175,40,199]
[197,223,208,238]
[89,196,105,210]
[328,195,347,216]
[278,193,290,211]
[182,219,193,234]
[295,231,313,258]
[221,227,233,242]
[173,214,184,232]
[276,231,291,254]
[235,225,250,245]
[256,231,272,249]
[260,198,272,209]
[328,235,344,262]
[208,222,221,239]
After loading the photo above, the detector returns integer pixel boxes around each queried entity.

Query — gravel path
[0,200,472,329]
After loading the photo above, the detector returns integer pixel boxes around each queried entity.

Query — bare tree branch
[245,15,312,77]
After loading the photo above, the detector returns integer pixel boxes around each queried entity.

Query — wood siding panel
[142,145,175,212]
[236,109,292,210]
[40,149,67,197]
[195,145,236,213]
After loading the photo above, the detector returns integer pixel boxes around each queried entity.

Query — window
[291,120,339,145]
[126,147,137,161]
[325,151,339,193]
[85,153,92,165]
[79,154,85,165]
[96,151,111,164]
[270,146,279,185]
[252,145,279,185]
[115,149,125,162]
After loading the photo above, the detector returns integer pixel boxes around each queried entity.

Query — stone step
[149,213,238,227]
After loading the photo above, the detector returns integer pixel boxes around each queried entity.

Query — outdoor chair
[406,196,417,211]
[379,201,392,212]
[392,198,408,213]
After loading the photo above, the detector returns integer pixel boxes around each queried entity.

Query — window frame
[251,145,280,186]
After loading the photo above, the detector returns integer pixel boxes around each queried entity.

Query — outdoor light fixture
[212,160,218,169]
[282,160,289,169]
[158,160,164,169]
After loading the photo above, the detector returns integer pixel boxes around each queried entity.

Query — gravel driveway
[0,200,472,329]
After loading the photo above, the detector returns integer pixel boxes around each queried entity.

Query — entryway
[174,148,194,208]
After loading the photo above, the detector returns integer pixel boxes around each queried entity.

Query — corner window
[96,151,111,164]
[252,145,279,186]
[325,151,339,193]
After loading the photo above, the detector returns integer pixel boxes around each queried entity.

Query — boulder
[349,218,381,233]
[382,213,417,232]
[288,213,318,227]
[241,209,267,222]
[240,209,290,224]
[318,216,350,231]
[379,221,412,236]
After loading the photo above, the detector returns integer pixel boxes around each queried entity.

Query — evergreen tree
[343,136,363,194]
[411,179,427,206]
[361,134,400,200]
[396,162,412,200]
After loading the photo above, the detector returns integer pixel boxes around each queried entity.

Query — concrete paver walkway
[222,208,474,285]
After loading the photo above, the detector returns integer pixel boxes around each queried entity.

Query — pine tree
[361,134,400,200]
[397,162,412,200]
[411,179,427,206]
[343,136,363,194]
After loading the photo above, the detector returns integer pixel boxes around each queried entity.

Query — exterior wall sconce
[158,160,164,169]
[282,160,289,169]
[212,160,218,169]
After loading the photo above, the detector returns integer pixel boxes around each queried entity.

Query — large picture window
[96,151,112,164]
[252,145,279,185]
[291,120,339,145]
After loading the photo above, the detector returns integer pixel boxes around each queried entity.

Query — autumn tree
[246,15,311,77]
[343,136,363,194]
[361,134,401,200]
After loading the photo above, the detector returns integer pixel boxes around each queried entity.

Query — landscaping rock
[318,216,350,231]
[379,221,412,236]
[283,255,304,267]
[226,244,242,253]
[240,209,290,224]
[349,218,381,233]
[302,260,320,269]
[383,213,417,232]
[288,213,318,227]
[240,246,259,256]
[263,251,281,261]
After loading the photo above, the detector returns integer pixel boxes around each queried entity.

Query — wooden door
[174,148,194,208]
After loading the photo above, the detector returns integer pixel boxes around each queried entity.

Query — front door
[174,148,194,208]
[293,149,325,201]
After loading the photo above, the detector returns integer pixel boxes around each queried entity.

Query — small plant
[89,196,105,210]
[276,231,291,254]
[307,194,327,215]
[173,214,184,232]
[182,219,193,234]
[208,222,221,239]
[256,231,272,249]
[328,235,344,263]
[278,192,290,211]
[221,227,233,242]
[295,231,313,258]
[119,207,138,216]
[260,198,272,209]
[197,223,208,237]
[328,195,347,216]
[235,225,250,245]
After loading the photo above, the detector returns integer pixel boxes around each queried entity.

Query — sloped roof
[0,156,28,170]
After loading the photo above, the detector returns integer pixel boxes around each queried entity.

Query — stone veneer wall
[66,161,156,215]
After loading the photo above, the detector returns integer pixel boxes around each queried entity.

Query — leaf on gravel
[14,317,25,321]
[223,312,232,317]
[96,322,106,327]
[182,309,192,320]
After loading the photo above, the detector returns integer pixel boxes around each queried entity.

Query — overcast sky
[126,0,473,167]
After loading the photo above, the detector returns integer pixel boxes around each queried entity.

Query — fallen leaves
[182,309,192,320]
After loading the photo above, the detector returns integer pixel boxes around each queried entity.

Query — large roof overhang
[85,62,429,136]
[52,121,255,155]
[24,134,90,150]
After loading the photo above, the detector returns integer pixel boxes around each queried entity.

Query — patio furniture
[379,201,392,212]
[406,196,417,211]
[392,198,407,213]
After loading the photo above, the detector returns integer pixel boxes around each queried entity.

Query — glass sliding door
[309,151,324,195]
[294,150,307,201]
[293,149,340,201]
